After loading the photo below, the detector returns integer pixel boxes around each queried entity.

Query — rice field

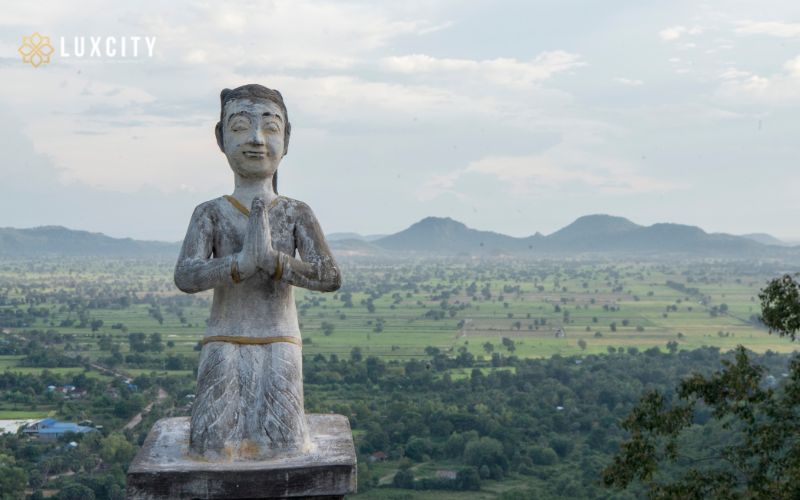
[0,256,796,375]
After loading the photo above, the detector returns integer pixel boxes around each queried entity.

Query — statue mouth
[243,151,266,159]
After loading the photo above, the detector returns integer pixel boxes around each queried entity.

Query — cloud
[137,1,453,71]
[1,0,467,193]
[252,74,485,122]
[465,155,679,195]
[719,68,751,80]
[416,138,683,202]
[735,21,800,38]
[659,25,703,41]
[381,51,584,88]
[416,171,469,202]
[716,55,800,106]
[614,77,644,86]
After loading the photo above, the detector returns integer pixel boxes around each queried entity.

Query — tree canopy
[603,273,800,499]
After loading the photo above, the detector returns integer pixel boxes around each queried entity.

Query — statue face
[219,98,286,179]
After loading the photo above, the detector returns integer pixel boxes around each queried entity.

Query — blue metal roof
[38,425,95,434]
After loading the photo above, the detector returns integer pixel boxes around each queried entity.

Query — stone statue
[174,84,342,461]
[126,84,354,499]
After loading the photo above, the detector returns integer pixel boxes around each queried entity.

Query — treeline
[0,368,194,500]
[302,346,793,497]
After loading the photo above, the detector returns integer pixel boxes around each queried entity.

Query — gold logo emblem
[18,32,55,67]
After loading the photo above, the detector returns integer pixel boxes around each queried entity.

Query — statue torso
[202,195,302,339]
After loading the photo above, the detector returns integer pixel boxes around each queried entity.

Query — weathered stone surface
[126,414,356,499]
[173,83,342,461]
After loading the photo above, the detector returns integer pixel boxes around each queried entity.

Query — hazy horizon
[2,212,798,246]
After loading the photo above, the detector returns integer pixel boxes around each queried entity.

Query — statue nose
[248,127,266,145]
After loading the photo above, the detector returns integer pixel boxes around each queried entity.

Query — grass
[0,410,53,419]
[1,258,797,365]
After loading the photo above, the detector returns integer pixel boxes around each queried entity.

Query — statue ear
[283,122,291,156]
[215,122,224,152]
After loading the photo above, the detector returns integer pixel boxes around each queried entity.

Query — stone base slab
[126,414,356,499]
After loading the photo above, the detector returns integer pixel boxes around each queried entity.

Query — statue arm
[174,204,238,294]
[275,202,341,292]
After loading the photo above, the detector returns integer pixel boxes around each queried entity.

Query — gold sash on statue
[224,194,281,217]
[201,335,302,347]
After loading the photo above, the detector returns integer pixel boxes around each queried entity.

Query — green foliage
[392,468,414,489]
[3,258,800,498]
[759,273,800,340]
[56,483,96,500]
[99,433,137,464]
[529,445,558,466]
[456,467,481,490]
[463,436,507,470]
[404,437,431,462]
[604,274,800,498]
[0,453,28,500]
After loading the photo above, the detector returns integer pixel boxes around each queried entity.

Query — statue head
[215,84,291,188]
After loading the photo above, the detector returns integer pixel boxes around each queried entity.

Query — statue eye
[230,120,249,132]
[265,122,280,133]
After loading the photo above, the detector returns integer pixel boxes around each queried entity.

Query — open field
[0,256,796,373]
[0,410,53,419]
[0,255,797,499]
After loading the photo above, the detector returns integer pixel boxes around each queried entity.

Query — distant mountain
[370,214,797,257]
[327,232,387,242]
[542,214,642,251]
[740,233,788,246]
[0,226,178,257]
[374,217,523,255]
[1,215,796,259]
[328,238,386,257]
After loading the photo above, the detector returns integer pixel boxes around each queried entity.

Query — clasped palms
[236,198,279,280]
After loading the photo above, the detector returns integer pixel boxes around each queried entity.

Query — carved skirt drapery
[190,341,310,460]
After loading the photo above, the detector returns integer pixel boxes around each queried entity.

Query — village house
[22,418,97,440]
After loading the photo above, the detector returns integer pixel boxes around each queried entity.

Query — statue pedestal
[126,414,356,499]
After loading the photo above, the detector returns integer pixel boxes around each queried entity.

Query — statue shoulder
[279,196,315,218]
[189,197,226,218]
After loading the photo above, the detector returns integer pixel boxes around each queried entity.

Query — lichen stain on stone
[237,439,261,460]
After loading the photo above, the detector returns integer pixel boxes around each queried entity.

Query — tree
[404,437,431,462]
[56,483,96,500]
[456,467,481,491]
[666,340,679,354]
[100,432,137,464]
[128,332,147,353]
[603,274,800,498]
[759,273,800,340]
[97,334,113,351]
[149,332,164,352]
[0,453,28,500]
[392,468,414,489]
[530,445,558,465]
[464,436,508,470]
[577,339,587,351]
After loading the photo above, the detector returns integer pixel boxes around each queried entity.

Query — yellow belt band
[201,335,302,347]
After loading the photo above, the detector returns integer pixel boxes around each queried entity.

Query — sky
[1,0,799,242]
